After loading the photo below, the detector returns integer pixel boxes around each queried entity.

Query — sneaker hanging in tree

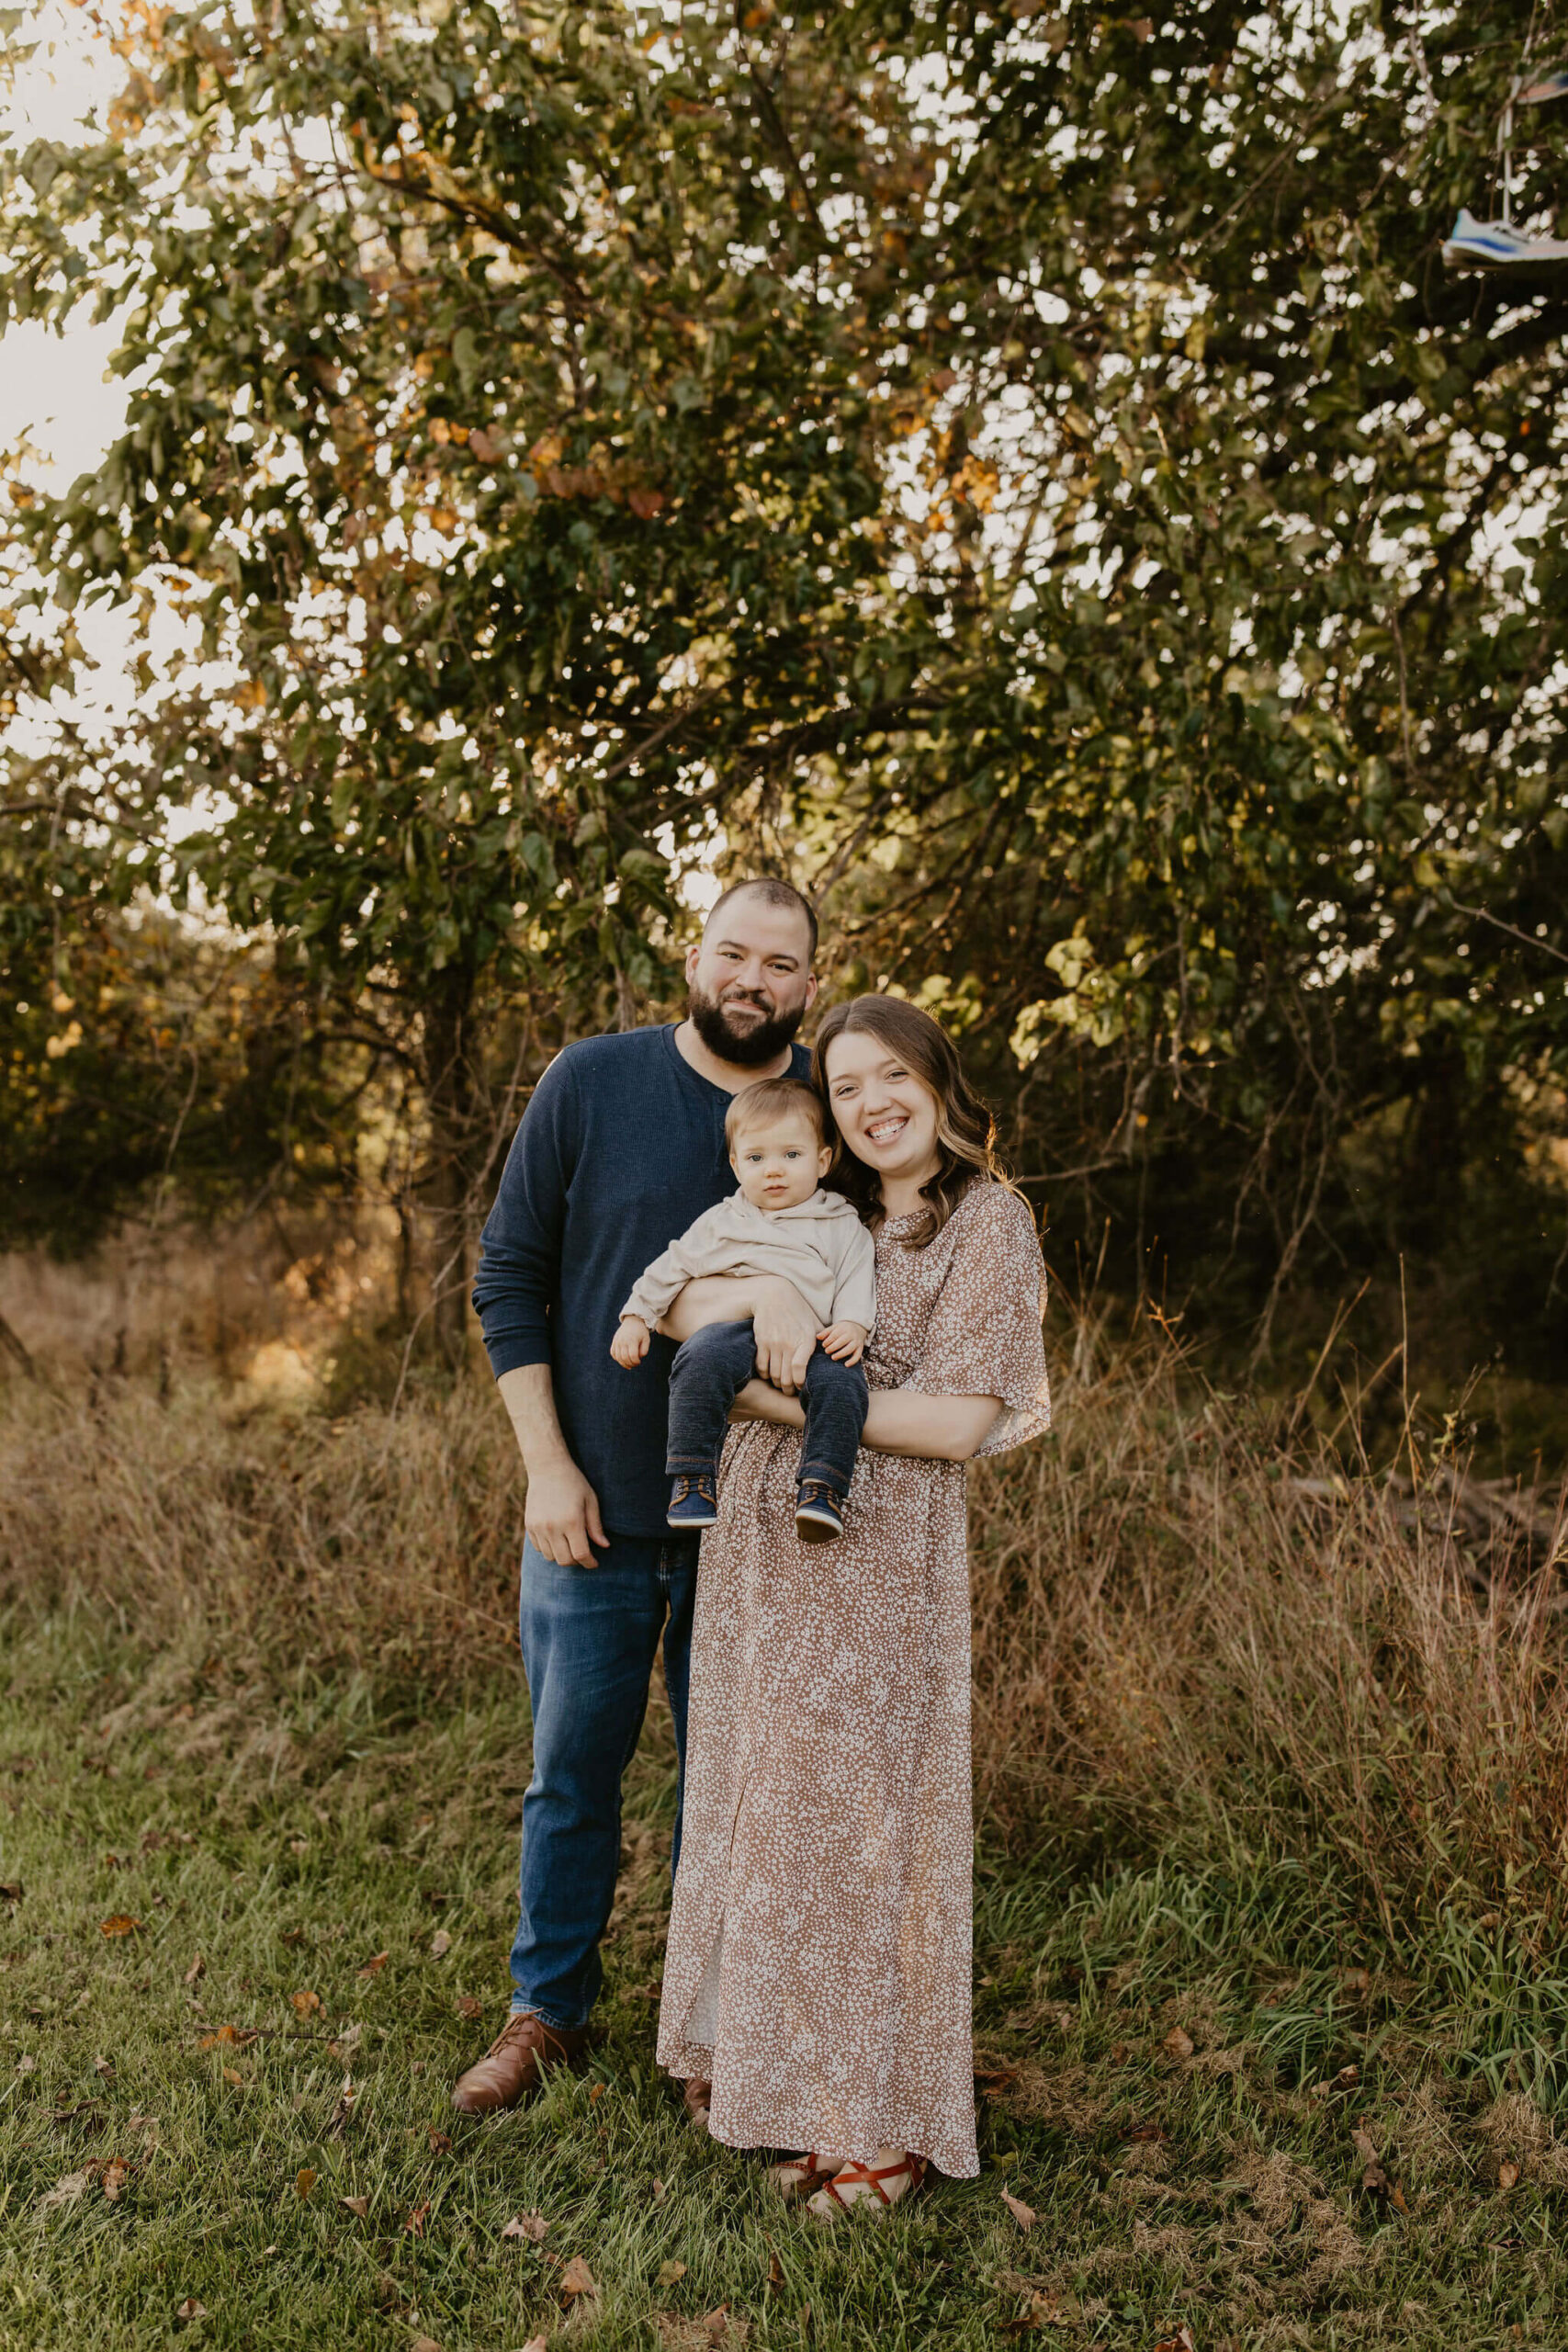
[1441,208,1568,269]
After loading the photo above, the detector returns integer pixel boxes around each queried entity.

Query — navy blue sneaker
[795,1482,845,1544]
[667,1473,718,1531]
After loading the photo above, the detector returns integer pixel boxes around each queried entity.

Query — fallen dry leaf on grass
[1351,2126,1409,2210]
[589,2081,604,2103]
[340,2194,369,2218]
[999,2282,1082,2335]
[1500,2159,1521,2190]
[1126,2120,1167,2143]
[280,1927,305,1947]
[411,2338,442,2352]
[427,2128,451,2154]
[100,2157,130,2202]
[326,2075,357,2138]
[39,2169,94,2213]
[501,2210,548,2242]
[221,2066,245,2088]
[184,1954,205,1985]
[454,1995,484,2021]
[655,2312,748,2351]
[357,1951,389,1979]
[1001,2189,1036,2231]
[559,2255,599,2303]
[16,2054,36,2075]
[766,2250,784,2291]
[404,2200,431,2236]
[93,2056,116,2080]
[0,1881,21,1902]
[99,1915,142,1938]
[658,2259,688,2287]
[975,2064,1021,2097]
[296,2168,317,2199]
[174,2299,208,2323]
[430,1931,451,1959]
[1152,2328,1196,2352]
[518,2339,548,2352]
[197,2026,256,2051]
[1163,2026,1195,2059]
[652,2176,667,2202]
[291,1988,323,2019]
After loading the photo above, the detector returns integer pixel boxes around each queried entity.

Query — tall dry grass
[0,1376,523,1680]
[3,1325,1565,1943]
[970,1314,1568,1948]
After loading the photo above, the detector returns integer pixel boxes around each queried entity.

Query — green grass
[5,1606,1567,2352]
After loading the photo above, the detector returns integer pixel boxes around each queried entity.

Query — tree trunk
[422,970,479,1372]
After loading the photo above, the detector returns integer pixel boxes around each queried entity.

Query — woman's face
[823,1030,942,1187]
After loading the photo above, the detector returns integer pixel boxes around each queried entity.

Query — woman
[656,995,1050,2212]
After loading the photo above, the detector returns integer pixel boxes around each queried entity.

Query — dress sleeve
[910,1184,1051,1458]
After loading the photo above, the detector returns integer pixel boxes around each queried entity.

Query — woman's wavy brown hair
[810,995,1010,1248]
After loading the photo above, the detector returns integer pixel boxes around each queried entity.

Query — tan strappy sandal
[807,2149,928,2221]
[766,2151,840,2201]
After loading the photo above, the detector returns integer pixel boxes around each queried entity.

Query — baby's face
[730,1113,833,1213]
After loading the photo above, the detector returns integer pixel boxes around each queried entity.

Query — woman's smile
[823,1035,941,1197]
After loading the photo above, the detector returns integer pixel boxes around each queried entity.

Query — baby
[611,1076,875,1544]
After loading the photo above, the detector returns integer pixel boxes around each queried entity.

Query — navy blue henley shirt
[472,1023,813,1538]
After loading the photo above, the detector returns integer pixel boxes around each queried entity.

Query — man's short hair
[704,875,818,961]
[725,1076,829,1151]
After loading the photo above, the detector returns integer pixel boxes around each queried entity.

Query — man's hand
[523,1454,609,1568]
[818,1318,868,1366]
[751,1276,820,1394]
[610,1315,649,1369]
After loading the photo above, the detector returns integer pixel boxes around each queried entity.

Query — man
[455,876,824,2116]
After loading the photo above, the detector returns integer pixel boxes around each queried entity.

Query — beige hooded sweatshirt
[620,1188,876,1333]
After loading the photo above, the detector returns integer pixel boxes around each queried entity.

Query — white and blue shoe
[1442,208,1568,270]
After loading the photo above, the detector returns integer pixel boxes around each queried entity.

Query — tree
[3,0,1565,1364]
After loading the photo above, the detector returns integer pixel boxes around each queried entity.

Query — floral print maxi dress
[656,1180,1051,2178]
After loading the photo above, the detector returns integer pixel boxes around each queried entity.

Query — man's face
[684,891,818,1068]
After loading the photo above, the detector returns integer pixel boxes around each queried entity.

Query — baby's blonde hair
[725,1076,829,1152]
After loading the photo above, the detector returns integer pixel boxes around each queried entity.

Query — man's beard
[687,981,805,1069]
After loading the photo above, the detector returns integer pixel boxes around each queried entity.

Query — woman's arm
[658,1273,820,1393]
[861,1387,1001,1462]
[728,1380,1000,1463]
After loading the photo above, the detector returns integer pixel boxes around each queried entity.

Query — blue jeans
[666,1317,868,1497]
[509,1531,698,2029]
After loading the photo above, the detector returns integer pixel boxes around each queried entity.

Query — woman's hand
[728,1377,806,1430]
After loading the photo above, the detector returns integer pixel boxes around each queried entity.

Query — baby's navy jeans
[664,1317,868,1498]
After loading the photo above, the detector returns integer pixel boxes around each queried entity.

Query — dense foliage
[2,1,1565,1366]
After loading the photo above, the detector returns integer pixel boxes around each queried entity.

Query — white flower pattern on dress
[657,1181,1050,2177]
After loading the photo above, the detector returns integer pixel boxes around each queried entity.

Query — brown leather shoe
[451,2012,591,2115]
